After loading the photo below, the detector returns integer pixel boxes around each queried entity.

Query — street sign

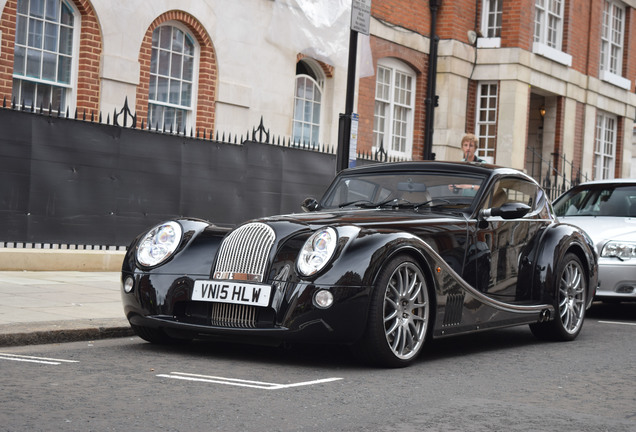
[351,0,371,35]
[349,113,359,168]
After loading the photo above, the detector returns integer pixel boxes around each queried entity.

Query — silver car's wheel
[530,252,586,341]
[356,255,430,367]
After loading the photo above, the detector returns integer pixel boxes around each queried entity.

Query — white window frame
[148,22,199,132]
[478,0,502,48]
[474,81,498,163]
[594,112,617,180]
[12,0,81,112]
[373,58,416,160]
[292,59,324,148]
[532,0,572,66]
[600,0,630,90]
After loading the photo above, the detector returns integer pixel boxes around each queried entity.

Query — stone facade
[1,0,635,178]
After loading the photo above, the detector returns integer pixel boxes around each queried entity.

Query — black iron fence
[0,98,401,249]
[525,146,589,201]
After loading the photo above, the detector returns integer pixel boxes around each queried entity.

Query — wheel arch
[366,239,440,322]
[354,243,438,367]
[534,224,597,308]
[562,237,597,310]
[566,242,591,282]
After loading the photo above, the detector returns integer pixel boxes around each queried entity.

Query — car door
[472,178,545,303]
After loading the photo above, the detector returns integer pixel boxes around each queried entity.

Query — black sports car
[121,161,598,367]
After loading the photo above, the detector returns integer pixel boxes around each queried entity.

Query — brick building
[1,0,635,180]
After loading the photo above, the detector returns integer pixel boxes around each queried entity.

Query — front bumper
[121,271,372,343]
[596,257,636,299]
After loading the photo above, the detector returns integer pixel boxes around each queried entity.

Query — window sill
[600,70,631,90]
[477,38,500,48]
[532,42,572,67]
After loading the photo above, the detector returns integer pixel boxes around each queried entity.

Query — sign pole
[336,0,371,173]
[336,29,358,173]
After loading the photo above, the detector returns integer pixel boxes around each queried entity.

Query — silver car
[553,179,636,302]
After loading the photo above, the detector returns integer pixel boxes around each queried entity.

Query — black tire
[131,324,190,344]
[355,255,430,368]
[530,252,587,341]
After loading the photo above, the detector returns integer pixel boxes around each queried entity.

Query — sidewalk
[0,271,133,347]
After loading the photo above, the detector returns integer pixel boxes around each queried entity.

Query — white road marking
[157,371,342,390]
[0,353,79,365]
[598,320,636,327]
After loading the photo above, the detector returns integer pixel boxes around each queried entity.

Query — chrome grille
[211,303,257,328]
[214,222,275,282]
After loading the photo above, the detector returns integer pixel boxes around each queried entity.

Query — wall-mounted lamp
[539,106,546,118]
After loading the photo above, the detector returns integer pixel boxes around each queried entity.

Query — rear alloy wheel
[357,255,430,367]
[530,252,586,341]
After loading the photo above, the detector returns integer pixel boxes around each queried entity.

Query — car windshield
[553,184,636,217]
[320,171,486,210]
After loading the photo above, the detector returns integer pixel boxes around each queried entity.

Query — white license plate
[192,280,272,307]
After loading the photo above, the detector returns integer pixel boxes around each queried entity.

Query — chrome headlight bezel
[136,221,183,268]
[601,240,636,260]
[297,227,338,277]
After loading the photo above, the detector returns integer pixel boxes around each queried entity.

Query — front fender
[121,218,231,277]
[302,227,450,290]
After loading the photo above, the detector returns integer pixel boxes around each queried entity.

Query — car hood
[256,208,466,229]
[558,216,636,244]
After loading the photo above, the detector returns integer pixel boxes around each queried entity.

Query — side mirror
[479,202,530,220]
[301,197,319,212]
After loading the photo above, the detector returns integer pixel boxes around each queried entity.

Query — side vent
[442,293,464,326]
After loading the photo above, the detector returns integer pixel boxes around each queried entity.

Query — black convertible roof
[341,160,538,187]
[344,160,502,176]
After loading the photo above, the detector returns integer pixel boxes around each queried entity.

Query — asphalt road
[1,303,635,432]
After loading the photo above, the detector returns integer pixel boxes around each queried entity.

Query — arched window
[148,23,198,132]
[373,58,416,158]
[293,59,323,147]
[12,0,78,110]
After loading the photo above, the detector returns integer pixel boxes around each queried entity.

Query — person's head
[461,134,478,160]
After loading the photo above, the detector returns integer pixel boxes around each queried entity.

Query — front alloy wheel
[530,252,586,341]
[356,255,430,367]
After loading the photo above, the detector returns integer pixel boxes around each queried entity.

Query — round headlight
[136,221,183,267]
[297,227,338,276]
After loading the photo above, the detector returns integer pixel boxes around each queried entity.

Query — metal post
[337,29,359,173]
[424,0,443,161]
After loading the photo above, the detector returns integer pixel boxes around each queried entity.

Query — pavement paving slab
[0,271,133,347]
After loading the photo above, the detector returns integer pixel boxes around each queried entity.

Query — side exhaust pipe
[539,309,551,322]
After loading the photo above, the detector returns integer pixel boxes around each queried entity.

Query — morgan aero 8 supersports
[121,161,598,367]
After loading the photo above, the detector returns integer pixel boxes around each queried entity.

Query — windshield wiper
[374,198,406,207]
[338,199,375,208]
[340,198,411,209]
[413,198,452,210]
[340,197,453,210]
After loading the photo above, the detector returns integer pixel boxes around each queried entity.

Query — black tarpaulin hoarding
[0,109,335,247]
